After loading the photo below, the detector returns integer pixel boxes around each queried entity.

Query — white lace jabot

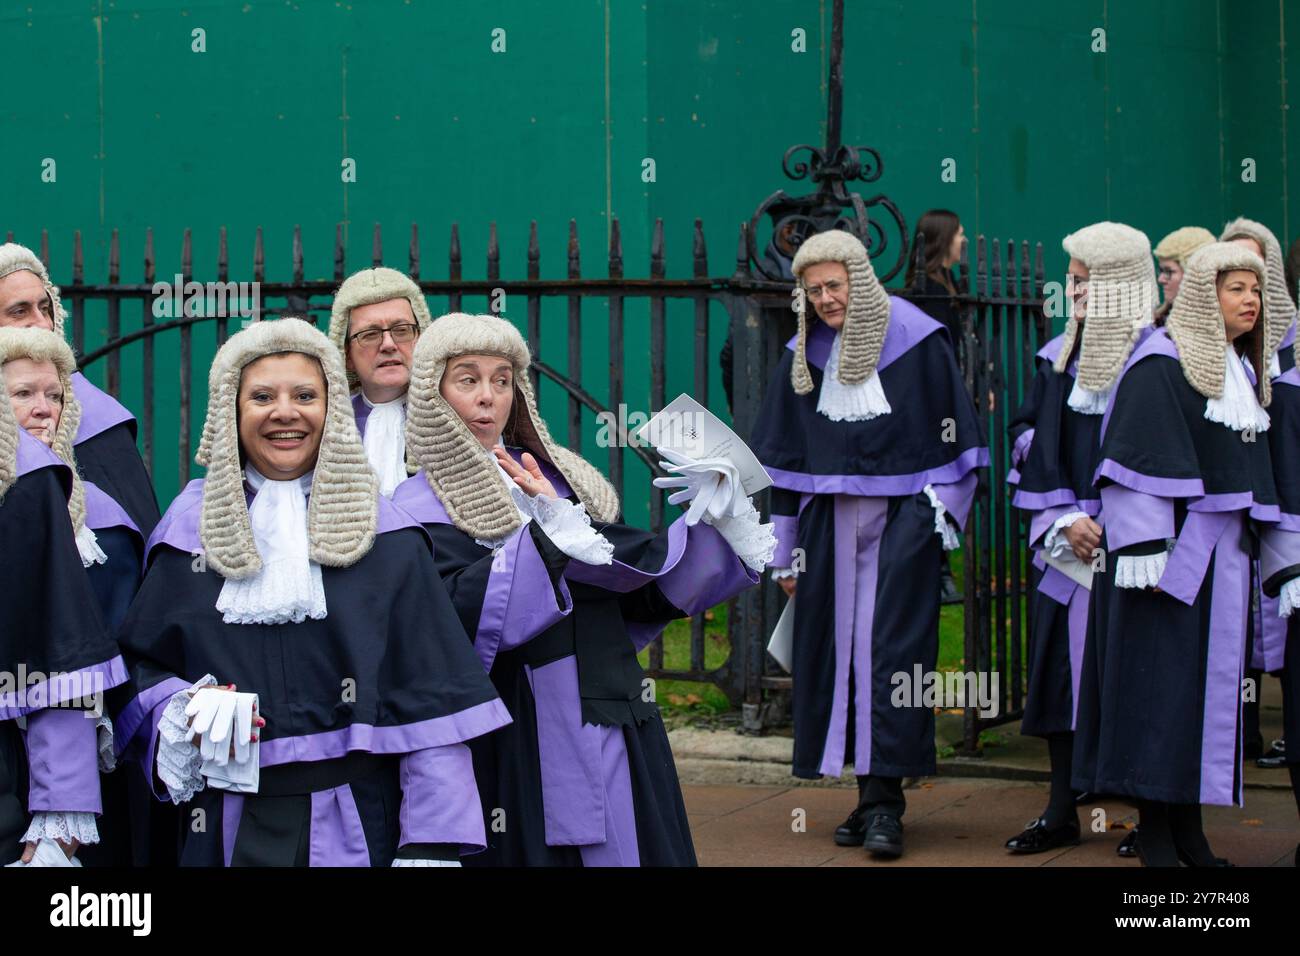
[816,330,891,422]
[214,466,327,625]
[1204,346,1270,433]
[362,393,408,497]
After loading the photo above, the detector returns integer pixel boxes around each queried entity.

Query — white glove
[5,840,82,868]
[652,448,745,526]
[187,688,258,768]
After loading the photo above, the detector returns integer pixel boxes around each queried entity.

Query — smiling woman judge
[394,312,774,866]
[1072,243,1286,866]
[113,318,509,867]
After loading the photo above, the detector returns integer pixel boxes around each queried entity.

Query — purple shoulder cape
[71,372,135,444]
[147,477,425,565]
[786,295,945,373]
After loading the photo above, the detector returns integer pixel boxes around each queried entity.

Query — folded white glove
[652,448,745,526]
[187,688,259,773]
[5,839,82,868]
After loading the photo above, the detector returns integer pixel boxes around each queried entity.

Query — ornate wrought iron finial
[747,0,908,283]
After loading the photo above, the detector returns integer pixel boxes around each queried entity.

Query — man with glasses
[328,267,432,495]
[1152,227,1214,326]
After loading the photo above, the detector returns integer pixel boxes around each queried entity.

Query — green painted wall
[2,0,1296,520]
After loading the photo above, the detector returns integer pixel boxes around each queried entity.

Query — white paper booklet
[767,596,795,672]
[635,393,773,496]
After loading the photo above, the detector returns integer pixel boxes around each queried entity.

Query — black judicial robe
[1072,329,1279,806]
[1261,362,1300,763]
[113,478,510,866]
[1005,333,1128,738]
[749,298,987,780]
[393,451,759,866]
[0,430,128,864]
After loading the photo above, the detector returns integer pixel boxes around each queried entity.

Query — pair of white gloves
[652,449,775,572]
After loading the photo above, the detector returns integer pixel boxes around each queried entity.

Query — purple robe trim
[1065,582,1090,728]
[1159,511,1234,607]
[1036,563,1077,606]
[1201,516,1249,806]
[819,494,888,777]
[1276,511,1300,533]
[22,707,102,814]
[787,297,944,374]
[398,743,486,851]
[1099,485,1174,552]
[70,372,135,444]
[564,515,757,607]
[114,675,191,756]
[1275,366,1300,389]
[771,514,798,568]
[656,520,760,613]
[392,471,574,671]
[1094,458,1204,500]
[256,697,512,768]
[575,725,641,867]
[472,523,574,672]
[931,470,979,528]
[1011,428,1035,468]
[83,480,139,535]
[766,444,989,498]
[309,785,372,866]
[1036,333,1067,364]
[525,655,610,847]
[222,793,243,867]
[146,478,423,567]
[1254,589,1287,672]
[14,426,66,479]
[351,393,372,440]
[0,656,128,721]
[1013,486,1102,515]
[1260,525,1300,580]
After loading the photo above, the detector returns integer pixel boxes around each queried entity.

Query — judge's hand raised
[494,447,558,499]
[1063,516,1102,563]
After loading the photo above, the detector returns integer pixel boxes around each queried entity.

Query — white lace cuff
[96,714,116,773]
[1278,577,1300,618]
[1114,546,1171,589]
[20,811,100,847]
[75,524,108,568]
[771,567,798,581]
[705,497,777,572]
[922,484,961,552]
[392,858,462,867]
[531,494,615,566]
[156,675,217,804]
[1043,511,1090,558]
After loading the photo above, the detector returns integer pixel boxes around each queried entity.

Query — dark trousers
[855,775,905,820]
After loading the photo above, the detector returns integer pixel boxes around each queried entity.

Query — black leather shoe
[1243,737,1264,761]
[1256,739,1286,768]
[1117,828,1139,858]
[862,814,904,858]
[1004,816,1081,854]
[833,808,868,847]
